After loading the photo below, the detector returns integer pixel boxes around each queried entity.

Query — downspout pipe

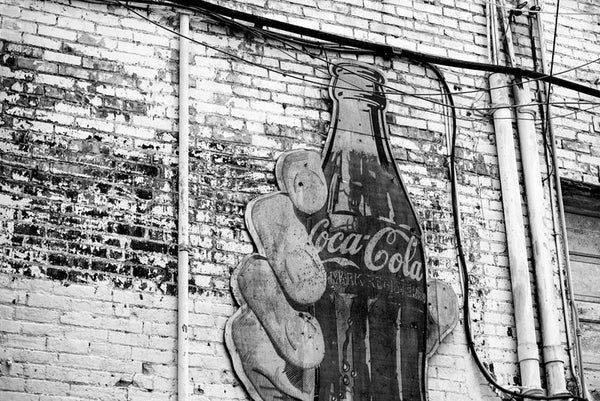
[178,12,190,401]
[497,1,568,396]
[489,72,544,398]
[533,1,589,396]
[488,2,543,397]
[513,83,568,397]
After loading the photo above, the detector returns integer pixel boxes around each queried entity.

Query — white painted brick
[21,9,56,25]
[1,5,22,18]
[131,347,175,364]
[2,17,36,34]
[21,33,61,50]
[2,2,600,401]
[119,17,157,33]
[95,24,133,39]
[67,385,127,400]
[43,50,81,66]
[0,377,26,392]
[116,41,156,57]
[37,24,76,41]
[25,379,70,395]
[0,304,14,320]
[133,31,170,47]
[56,16,94,32]
[0,391,39,401]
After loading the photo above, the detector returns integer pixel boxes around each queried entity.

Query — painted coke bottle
[308,62,427,401]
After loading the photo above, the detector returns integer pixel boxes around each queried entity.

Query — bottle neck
[327,97,391,166]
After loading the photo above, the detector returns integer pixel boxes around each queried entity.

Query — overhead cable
[109,0,600,128]
[158,0,600,98]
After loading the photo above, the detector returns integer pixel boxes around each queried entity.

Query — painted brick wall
[1,0,599,400]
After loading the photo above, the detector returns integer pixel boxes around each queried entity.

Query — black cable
[527,11,554,184]
[168,0,600,98]
[427,62,589,401]
[542,0,562,182]
[203,5,600,99]
[71,0,592,398]
[109,0,586,126]
[78,0,600,126]
[193,3,600,124]
[211,9,600,113]
[77,0,600,100]
[82,0,600,98]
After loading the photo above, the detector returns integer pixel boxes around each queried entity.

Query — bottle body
[309,62,427,401]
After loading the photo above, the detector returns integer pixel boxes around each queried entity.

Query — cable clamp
[516,103,537,116]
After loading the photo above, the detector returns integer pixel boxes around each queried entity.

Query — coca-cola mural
[225,61,458,401]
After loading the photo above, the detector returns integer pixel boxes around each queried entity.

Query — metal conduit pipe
[533,1,589,396]
[177,12,190,401]
[489,72,544,398]
[488,2,543,397]
[529,24,580,396]
[513,82,568,396]
[497,1,568,395]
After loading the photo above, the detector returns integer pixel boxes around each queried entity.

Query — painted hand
[225,149,328,401]
[224,149,459,401]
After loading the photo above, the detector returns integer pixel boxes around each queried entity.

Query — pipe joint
[178,245,192,253]
[521,387,545,398]
[543,344,565,364]
[518,342,541,363]
[522,387,545,395]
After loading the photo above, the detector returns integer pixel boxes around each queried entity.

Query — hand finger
[236,255,324,369]
[226,307,315,401]
[245,193,326,305]
[276,149,327,215]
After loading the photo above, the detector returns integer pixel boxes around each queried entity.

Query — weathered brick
[43,51,81,66]
[2,1,600,401]
[0,377,26,392]
[38,25,77,41]
[20,10,56,25]
[0,391,39,401]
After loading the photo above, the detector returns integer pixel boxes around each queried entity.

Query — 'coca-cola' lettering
[310,218,424,281]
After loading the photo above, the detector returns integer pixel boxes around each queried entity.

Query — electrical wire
[186,0,600,103]
[109,0,600,130]
[544,0,562,144]
[209,7,600,114]
[77,0,595,398]
[480,0,600,15]
[539,0,563,185]
[233,14,600,110]
[88,0,600,98]
[102,0,600,136]
[87,0,600,129]
[221,13,600,98]
[431,60,590,401]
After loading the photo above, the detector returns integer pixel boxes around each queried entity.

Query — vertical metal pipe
[489,72,543,397]
[514,83,568,396]
[533,1,588,395]
[488,1,543,396]
[178,12,190,401]
[497,0,568,395]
